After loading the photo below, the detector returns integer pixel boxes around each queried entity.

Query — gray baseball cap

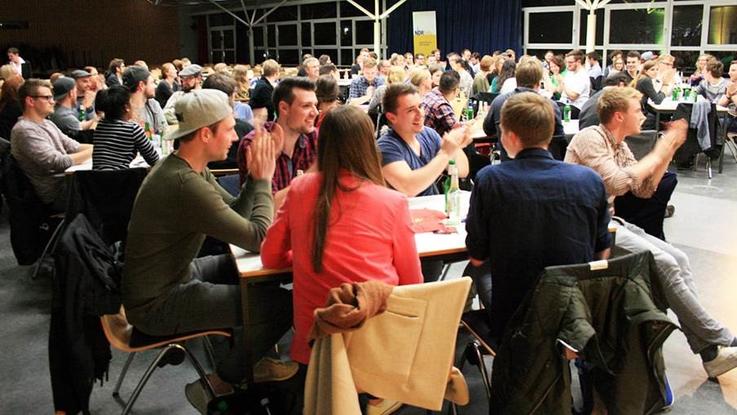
[167,89,232,140]
[122,66,151,90]
[179,64,203,77]
[70,69,92,79]
[52,77,76,101]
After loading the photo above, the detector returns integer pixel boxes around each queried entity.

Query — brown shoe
[253,357,299,383]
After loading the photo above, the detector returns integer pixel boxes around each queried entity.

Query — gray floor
[1,156,737,414]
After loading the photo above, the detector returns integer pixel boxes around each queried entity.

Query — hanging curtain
[386,0,522,57]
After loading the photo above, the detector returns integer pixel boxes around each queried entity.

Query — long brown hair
[311,105,385,272]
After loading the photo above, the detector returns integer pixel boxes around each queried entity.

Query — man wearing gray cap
[71,69,97,121]
[50,76,98,137]
[163,63,203,125]
[123,65,166,136]
[122,89,295,407]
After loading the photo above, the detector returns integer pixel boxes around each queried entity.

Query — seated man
[347,57,384,105]
[203,73,254,170]
[250,59,280,122]
[378,83,470,197]
[10,79,93,212]
[566,87,737,378]
[122,89,295,408]
[483,59,564,159]
[578,72,629,129]
[420,71,461,137]
[122,65,167,136]
[466,92,611,341]
[71,69,97,121]
[238,77,318,209]
[163,64,202,125]
[560,49,591,116]
[694,58,727,103]
[50,76,97,138]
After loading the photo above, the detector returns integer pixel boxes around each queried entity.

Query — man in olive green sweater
[122,89,294,404]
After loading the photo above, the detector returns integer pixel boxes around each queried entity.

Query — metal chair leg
[707,157,713,180]
[121,345,178,415]
[112,352,136,399]
[469,342,492,403]
[438,263,452,282]
[31,219,64,279]
[202,336,217,370]
[181,343,218,400]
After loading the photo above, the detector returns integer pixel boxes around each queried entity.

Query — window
[578,9,605,46]
[267,24,276,47]
[609,8,665,45]
[672,5,703,47]
[528,12,573,44]
[355,20,374,45]
[267,6,298,22]
[708,6,737,45]
[340,20,352,46]
[253,26,265,48]
[340,0,374,17]
[301,23,312,47]
[314,22,337,45]
[278,24,298,46]
[209,13,233,27]
[277,49,300,65]
[341,49,355,66]
[300,3,337,19]
[313,48,338,63]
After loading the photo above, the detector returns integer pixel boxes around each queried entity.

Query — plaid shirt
[238,121,318,193]
[420,88,458,136]
[348,76,384,101]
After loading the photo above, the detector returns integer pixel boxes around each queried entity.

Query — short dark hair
[315,75,339,104]
[438,71,460,94]
[626,51,641,60]
[94,85,131,120]
[586,51,601,62]
[566,49,584,63]
[272,77,316,116]
[383,83,417,116]
[318,54,331,65]
[202,73,236,96]
[604,72,629,87]
[7,47,19,55]
[17,79,50,110]
[319,63,337,76]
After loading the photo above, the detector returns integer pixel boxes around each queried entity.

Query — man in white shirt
[7,47,31,79]
[561,49,591,113]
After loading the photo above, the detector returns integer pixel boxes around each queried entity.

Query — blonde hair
[597,87,643,124]
[0,65,15,81]
[408,68,431,88]
[232,64,250,101]
[262,59,280,77]
[387,66,407,84]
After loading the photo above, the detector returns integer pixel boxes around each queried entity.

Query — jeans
[612,220,733,353]
[132,254,293,384]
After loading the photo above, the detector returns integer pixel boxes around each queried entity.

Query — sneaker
[703,346,737,378]
[185,380,210,415]
[366,399,403,415]
[253,357,299,383]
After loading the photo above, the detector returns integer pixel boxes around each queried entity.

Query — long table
[232,192,471,383]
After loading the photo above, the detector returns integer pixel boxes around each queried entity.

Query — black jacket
[49,213,122,414]
[250,76,275,121]
[490,251,677,415]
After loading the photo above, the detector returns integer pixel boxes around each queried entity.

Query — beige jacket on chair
[304,277,472,414]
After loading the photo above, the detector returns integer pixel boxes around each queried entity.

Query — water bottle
[444,160,461,225]
[563,104,571,122]
[465,103,474,122]
[78,106,86,121]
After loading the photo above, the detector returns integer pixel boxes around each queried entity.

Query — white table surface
[64,155,149,174]
[232,192,471,279]
[648,97,729,113]
[471,116,579,139]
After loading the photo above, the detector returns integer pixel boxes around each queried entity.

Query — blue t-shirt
[377,126,442,196]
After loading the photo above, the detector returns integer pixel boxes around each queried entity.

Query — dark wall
[387,0,523,57]
[0,0,180,75]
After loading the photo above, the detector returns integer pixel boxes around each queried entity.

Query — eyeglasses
[31,95,54,102]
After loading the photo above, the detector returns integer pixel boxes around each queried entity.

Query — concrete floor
[1,157,736,414]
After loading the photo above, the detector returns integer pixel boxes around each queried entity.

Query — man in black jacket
[7,47,31,79]
[251,59,280,121]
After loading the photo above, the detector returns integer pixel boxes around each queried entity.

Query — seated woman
[314,75,341,128]
[694,59,728,103]
[634,60,666,129]
[543,54,565,101]
[260,105,423,410]
[92,86,159,170]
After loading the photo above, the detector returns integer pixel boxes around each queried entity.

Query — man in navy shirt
[466,92,611,339]
[378,83,470,197]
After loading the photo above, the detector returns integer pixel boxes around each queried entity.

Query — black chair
[624,130,659,161]
[548,135,569,161]
[1,155,63,265]
[590,75,603,92]
[673,102,721,178]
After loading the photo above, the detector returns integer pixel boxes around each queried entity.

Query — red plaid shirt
[237,121,318,193]
[420,88,458,137]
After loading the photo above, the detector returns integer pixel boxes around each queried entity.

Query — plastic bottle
[444,160,461,225]
[563,104,571,122]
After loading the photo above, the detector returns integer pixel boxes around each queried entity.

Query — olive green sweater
[122,154,273,316]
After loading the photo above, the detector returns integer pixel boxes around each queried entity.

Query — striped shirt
[92,118,159,171]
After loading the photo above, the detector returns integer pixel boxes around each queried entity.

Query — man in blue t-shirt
[377,83,471,196]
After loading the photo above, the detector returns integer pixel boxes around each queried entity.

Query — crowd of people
[2,43,737,414]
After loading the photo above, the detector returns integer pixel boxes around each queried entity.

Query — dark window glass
[355,20,374,45]
[265,5,297,22]
[709,6,737,45]
[301,23,312,47]
[340,49,354,66]
[609,8,665,44]
[301,2,337,19]
[223,30,234,49]
[253,26,265,47]
[671,50,699,74]
[223,50,236,64]
[209,13,233,27]
[314,22,337,45]
[278,24,298,46]
[528,12,573,44]
[705,51,737,70]
[235,25,250,63]
[255,49,269,63]
[340,20,352,46]
[606,0,658,2]
[522,0,573,6]
[341,0,374,17]
[578,9,605,46]
[210,31,223,50]
[267,24,276,47]
[278,49,300,65]
[672,5,703,47]
[314,48,338,64]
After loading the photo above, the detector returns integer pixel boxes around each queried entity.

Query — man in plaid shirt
[238,77,318,209]
[420,71,461,136]
[348,58,384,105]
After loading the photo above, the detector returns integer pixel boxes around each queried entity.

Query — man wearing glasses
[10,79,93,212]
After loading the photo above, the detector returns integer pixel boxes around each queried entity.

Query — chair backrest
[217,173,241,197]
[624,130,659,160]
[100,306,134,352]
[65,168,148,245]
[475,92,499,104]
